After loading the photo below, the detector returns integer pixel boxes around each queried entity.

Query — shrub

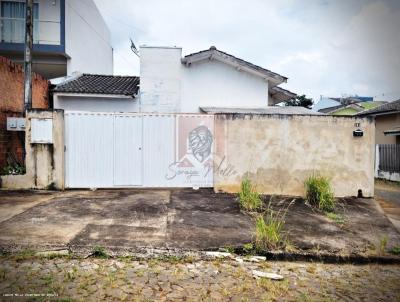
[239,177,262,211]
[2,163,25,175]
[304,175,335,212]
[255,201,291,250]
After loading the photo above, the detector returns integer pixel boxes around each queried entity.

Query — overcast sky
[94,0,400,103]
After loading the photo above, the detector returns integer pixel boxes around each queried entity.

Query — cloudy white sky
[94,0,400,103]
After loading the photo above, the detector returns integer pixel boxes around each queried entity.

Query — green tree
[284,94,313,109]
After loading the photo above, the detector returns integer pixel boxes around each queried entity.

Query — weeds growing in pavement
[91,245,109,259]
[390,246,400,255]
[325,211,345,225]
[239,177,262,211]
[305,174,335,212]
[376,235,388,256]
[255,199,293,250]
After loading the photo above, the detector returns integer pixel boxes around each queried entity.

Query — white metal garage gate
[64,112,214,188]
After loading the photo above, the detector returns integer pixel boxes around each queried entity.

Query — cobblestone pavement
[0,256,399,301]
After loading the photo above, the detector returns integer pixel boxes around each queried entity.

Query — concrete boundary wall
[0,110,64,190]
[213,114,375,197]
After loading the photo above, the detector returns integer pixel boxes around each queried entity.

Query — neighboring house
[327,101,387,116]
[53,46,298,113]
[358,99,400,145]
[0,0,113,79]
[0,55,48,170]
[312,96,383,116]
[53,74,139,112]
[358,99,400,182]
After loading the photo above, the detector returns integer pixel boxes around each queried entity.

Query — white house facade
[51,46,301,189]
[53,45,297,113]
[140,46,294,113]
[0,0,113,79]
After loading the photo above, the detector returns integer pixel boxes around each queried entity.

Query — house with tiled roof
[52,46,305,114]
[358,99,400,144]
[312,96,384,116]
[52,73,140,112]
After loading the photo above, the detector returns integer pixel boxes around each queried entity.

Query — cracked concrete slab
[0,190,60,223]
[0,188,399,256]
[0,189,254,251]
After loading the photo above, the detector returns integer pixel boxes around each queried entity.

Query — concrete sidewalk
[375,180,400,232]
[0,188,399,257]
[0,189,253,252]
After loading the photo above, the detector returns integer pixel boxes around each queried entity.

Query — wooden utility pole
[23,0,33,115]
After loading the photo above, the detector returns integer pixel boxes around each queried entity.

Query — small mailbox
[353,129,363,137]
[31,118,53,144]
[7,117,26,131]
[17,118,25,129]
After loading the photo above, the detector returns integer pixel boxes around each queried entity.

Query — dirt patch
[278,197,400,254]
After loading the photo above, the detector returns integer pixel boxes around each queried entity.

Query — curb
[1,244,400,264]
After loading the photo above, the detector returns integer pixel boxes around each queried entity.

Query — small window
[0,1,39,43]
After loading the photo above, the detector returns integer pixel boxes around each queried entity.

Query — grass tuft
[12,249,36,261]
[255,200,292,250]
[376,236,388,256]
[325,212,345,225]
[91,245,109,259]
[304,174,335,212]
[239,177,262,211]
[390,246,400,255]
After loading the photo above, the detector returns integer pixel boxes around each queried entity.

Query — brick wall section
[0,56,49,169]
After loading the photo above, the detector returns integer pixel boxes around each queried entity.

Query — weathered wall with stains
[214,114,375,197]
[0,56,49,169]
[0,110,64,190]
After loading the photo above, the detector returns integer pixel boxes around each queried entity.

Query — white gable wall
[181,60,270,113]
[139,46,270,113]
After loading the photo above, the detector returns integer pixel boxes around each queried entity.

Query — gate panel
[65,112,214,188]
[114,115,142,186]
[142,114,175,186]
[169,115,214,187]
[65,112,114,188]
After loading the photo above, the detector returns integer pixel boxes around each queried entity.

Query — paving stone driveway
[1,257,399,301]
[0,189,253,251]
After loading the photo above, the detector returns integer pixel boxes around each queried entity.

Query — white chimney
[139,46,182,112]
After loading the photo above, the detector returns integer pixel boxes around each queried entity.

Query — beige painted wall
[214,114,375,197]
[375,113,400,144]
[0,110,64,190]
